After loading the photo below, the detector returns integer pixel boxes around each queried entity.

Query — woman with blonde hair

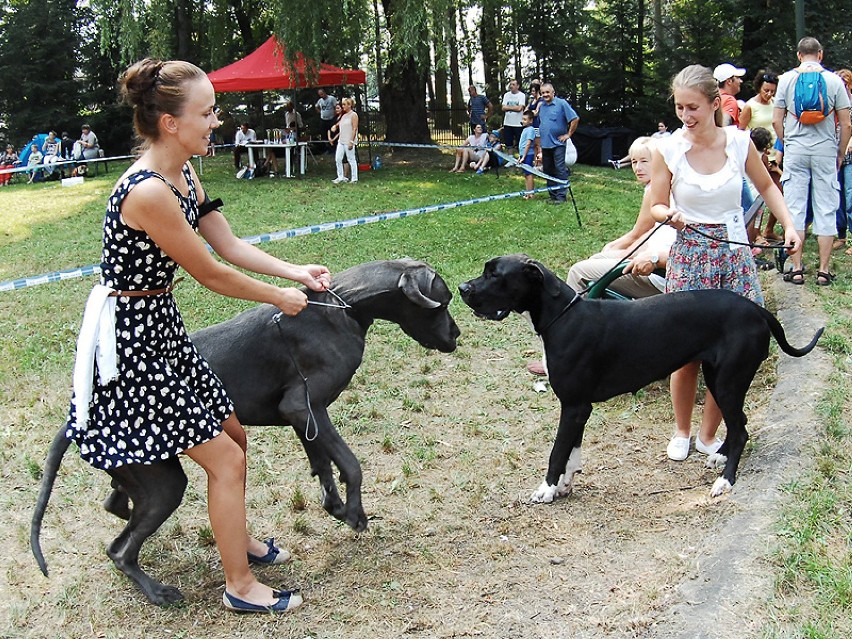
[649,64,799,461]
[333,97,359,183]
[64,58,332,613]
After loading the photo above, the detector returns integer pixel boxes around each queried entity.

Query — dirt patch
[1,277,828,639]
[643,278,832,639]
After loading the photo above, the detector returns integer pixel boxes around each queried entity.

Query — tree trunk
[458,6,474,87]
[381,0,430,143]
[228,0,257,53]
[433,8,449,129]
[652,0,664,51]
[373,0,384,100]
[448,7,466,136]
[175,0,193,61]
[480,0,500,98]
[382,56,431,142]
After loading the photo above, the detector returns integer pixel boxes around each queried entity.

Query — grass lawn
[0,150,849,638]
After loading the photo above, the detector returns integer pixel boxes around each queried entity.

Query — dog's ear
[523,259,561,298]
[399,266,442,309]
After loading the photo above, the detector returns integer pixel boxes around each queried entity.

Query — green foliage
[0,0,82,143]
[273,0,368,71]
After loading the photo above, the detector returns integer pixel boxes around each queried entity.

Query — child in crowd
[26,143,43,183]
[518,111,537,198]
[470,130,503,174]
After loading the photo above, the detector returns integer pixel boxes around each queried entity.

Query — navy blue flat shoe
[248,538,291,565]
[222,588,302,613]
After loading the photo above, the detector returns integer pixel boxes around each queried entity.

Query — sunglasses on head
[762,74,778,84]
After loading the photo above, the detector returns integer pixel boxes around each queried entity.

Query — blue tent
[18,133,49,165]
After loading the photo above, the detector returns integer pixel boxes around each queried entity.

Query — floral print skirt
[665,223,764,306]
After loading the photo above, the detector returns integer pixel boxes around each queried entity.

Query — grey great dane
[32,259,459,605]
[458,254,823,502]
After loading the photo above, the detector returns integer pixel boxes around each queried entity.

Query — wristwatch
[649,254,659,268]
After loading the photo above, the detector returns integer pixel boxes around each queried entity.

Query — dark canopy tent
[207,36,366,92]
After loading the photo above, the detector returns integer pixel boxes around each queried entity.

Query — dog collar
[538,292,580,336]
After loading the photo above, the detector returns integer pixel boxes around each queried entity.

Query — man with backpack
[773,36,852,286]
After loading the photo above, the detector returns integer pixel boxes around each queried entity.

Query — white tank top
[338,112,356,145]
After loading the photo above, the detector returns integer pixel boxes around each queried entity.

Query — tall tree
[379,0,431,141]
[0,0,81,144]
[275,0,430,142]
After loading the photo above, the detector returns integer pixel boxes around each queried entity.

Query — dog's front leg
[530,403,591,504]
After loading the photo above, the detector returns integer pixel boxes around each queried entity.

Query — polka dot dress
[65,164,233,470]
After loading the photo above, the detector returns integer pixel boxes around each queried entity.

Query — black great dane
[32,259,459,605]
[459,254,823,502]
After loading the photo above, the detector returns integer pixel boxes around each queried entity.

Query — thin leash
[574,217,675,298]
[540,215,793,335]
[575,217,794,299]
[305,288,351,309]
[680,224,795,251]
[271,288,352,441]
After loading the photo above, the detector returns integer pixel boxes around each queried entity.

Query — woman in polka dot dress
[65,58,331,613]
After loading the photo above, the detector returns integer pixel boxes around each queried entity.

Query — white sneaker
[667,435,691,461]
[695,437,723,455]
[331,177,349,184]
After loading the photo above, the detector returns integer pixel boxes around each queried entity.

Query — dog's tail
[762,309,825,357]
[31,426,72,577]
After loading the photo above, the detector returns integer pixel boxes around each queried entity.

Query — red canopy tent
[207,36,366,92]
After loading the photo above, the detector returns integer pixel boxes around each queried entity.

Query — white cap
[713,63,746,83]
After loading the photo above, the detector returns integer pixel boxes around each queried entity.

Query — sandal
[816,271,835,286]
[783,269,805,285]
[846,246,852,256]
[522,194,534,200]
[755,257,773,271]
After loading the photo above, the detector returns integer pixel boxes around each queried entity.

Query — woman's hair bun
[120,58,164,108]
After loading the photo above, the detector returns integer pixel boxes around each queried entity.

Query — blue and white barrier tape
[0,154,135,175]
[1,185,565,292]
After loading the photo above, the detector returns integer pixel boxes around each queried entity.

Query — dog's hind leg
[531,403,591,503]
[106,458,187,605]
[103,479,132,521]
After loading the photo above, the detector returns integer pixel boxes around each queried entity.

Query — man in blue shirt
[467,85,492,134]
[538,83,579,204]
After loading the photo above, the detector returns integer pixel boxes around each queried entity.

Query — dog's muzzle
[457,281,511,321]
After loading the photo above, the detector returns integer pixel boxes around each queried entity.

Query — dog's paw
[555,472,580,498]
[709,477,732,497]
[705,452,727,469]
[530,480,558,504]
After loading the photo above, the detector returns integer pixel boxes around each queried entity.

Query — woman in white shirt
[450,124,488,172]
[332,97,359,184]
[649,64,799,462]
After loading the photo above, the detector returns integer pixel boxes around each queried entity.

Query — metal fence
[361,108,482,146]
